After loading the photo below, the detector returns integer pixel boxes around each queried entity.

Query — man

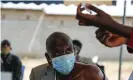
[30,32,108,80]
[76,3,133,79]
[1,40,22,80]
[73,39,94,64]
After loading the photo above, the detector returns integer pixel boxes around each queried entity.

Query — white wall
[1,9,133,60]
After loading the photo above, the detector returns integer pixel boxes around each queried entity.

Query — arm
[95,67,108,80]
[95,28,133,54]
[86,65,108,80]
[108,22,133,39]
[13,57,22,80]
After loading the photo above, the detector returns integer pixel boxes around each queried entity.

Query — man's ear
[45,52,52,66]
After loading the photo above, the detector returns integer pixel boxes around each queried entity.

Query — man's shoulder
[75,63,102,76]
[33,63,49,71]
[31,63,51,74]
[30,63,54,80]
[75,62,99,70]
[75,63,104,80]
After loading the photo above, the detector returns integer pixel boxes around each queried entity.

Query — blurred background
[1,0,133,80]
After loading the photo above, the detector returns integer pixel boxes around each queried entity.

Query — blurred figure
[72,39,94,64]
[73,39,105,72]
[30,32,108,80]
[1,40,22,80]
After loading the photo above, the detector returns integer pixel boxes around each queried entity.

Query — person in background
[72,39,94,64]
[30,32,108,80]
[76,3,133,79]
[73,39,105,72]
[1,40,22,80]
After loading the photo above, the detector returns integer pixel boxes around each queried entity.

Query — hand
[95,29,128,47]
[76,4,116,28]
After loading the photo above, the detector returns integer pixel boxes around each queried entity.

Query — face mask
[2,47,10,55]
[52,53,75,75]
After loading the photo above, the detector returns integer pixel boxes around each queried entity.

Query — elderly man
[30,32,108,80]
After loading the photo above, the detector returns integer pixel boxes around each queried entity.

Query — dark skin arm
[76,4,133,39]
[95,29,128,47]
[85,65,108,80]
[95,28,133,54]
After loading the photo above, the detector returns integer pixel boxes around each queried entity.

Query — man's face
[50,37,74,58]
[1,45,11,54]
[46,33,76,75]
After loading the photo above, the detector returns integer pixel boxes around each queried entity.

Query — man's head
[1,40,12,55]
[46,32,74,58]
[72,40,82,55]
[45,32,75,75]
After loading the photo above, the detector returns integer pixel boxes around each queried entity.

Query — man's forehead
[55,38,68,45]
[46,32,74,56]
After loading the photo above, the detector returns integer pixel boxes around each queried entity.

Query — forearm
[106,21,133,39]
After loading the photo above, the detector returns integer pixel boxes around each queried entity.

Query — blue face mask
[52,53,75,75]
